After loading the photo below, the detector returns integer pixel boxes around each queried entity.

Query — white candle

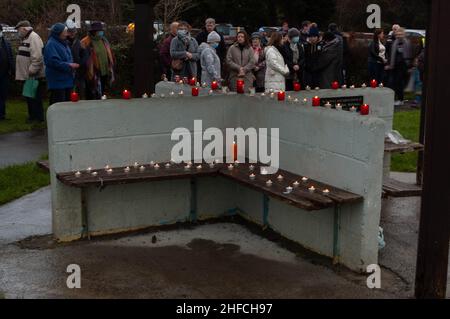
[75,171,81,178]
[139,165,146,172]
[306,86,311,91]
[293,181,300,188]
[350,106,357,112]
[249,174,256,180]
[309,186,316,193]
[134,162,139,168]
[315,87,320,90]
[266,180,273,187]
[86,167,92,173]
[107,168,113,175]
[154,164,160,169]
[151,93,157,98]
[196,165,202,170]
[286,186,293,193]
[160,94,166,98]
[92,172,98,177]
[249,165,255,171]
[302,177,309,182]
[323,189,330,195]
[178,90,184,96]
[234,161,240,166]
[294,98,299,103]
[124,167,130,173]
[336,103,342,110]
[260,168,268,175]
[350,85,355,89]
[150,161,155,166]
[325,102,332,109]
[208,89,214,95]
[104,165,110,171]
[361,83,367,88]
[101,95,107,100]
[261,93,266,97]
[142,93,149,98]
[302,98,308,105]
[228,164,234,171]
[277,175,284,181]
[341,85,347,89]
[379,83,384,88]
[169,91,175,96]
[185,164,191,170]
[165,163,171,168]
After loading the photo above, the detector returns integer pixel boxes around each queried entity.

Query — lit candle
[107,168,113,175]
[293,82,301,91]
[165,163,171,168]
[234,161,240,167]
[302,98,308,105]
[70,91,79,102]
[237,79,245,94]
[350,85,355,89]
[92,172,98,177]
[277,175,284,181]
[370,79,378,88]
[266,180,273,187]
[179,80,184,85]
[124,167,130,173]
[249,165,255,171]
[285,186,293,193]
[208,89,214,95]
[360,104,370,116]
[133,162,139,168]
[261,93,266,97]
[341,84,347,90]
[192,87,199,96]
[309,186,316,193]
[261,168,268,175]
[87,167,92,173]
[228,164,234,171]
[150,161,155,166]
[211,81,219,90]
[189,77,196,86]
[196,165,202,170]
[379,83,384,88]
[185,164,192,170]
[312,96,321,107]
[361,83,367,88]
[270,92,275,99]
[249,173,256,180]
[169,91,175,97]
[350,106,357,112]
[209,162,215,168]
[178,90,184,96]
[160,94,166,98]
[151,93,157,98]
[139,165,146,172]
[315,87,320,90]
[277,91,286,101]
[293,181,300,188]
[233,141,238,162]
[154,164,160,169]
[142,93,149,99]
[336,103,343,111]
[302,177,309,182]
[101,95,107,100]
[306,86,311,91]
[105,165,110,171]
[122,89,132,99]
[294,98,299,103]
[323,189,330,195]
[325,102,332,109]
[202,82,208,88]
[75,171,81,178]
[222,86,228,94]
[331,81,339,90]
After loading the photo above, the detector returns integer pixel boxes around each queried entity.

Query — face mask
[211,43,219,49]
[292,36,300,44]
[178,30,188,37]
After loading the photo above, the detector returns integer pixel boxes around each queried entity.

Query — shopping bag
[22,78,39,99]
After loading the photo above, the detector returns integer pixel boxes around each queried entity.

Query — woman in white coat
[264,32,289,92]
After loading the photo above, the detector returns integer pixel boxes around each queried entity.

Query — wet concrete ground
[0,130,48,168]
[0,174,448,299]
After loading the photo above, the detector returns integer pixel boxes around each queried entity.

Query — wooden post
[133,0,156,96]
[415,0,450,299]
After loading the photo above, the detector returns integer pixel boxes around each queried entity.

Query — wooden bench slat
[384,140,424,154]
[383,177,422,197]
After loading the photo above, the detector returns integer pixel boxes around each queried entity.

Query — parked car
[216,23,246,46]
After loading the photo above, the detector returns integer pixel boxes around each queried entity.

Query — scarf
[81,35,115,82]
[91,36,109,76]
[290,42,299,64]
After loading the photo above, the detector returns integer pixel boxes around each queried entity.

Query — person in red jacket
[159,21,179,80]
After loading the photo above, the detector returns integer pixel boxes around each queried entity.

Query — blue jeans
[0,74,8,119]
[368,62,384,84]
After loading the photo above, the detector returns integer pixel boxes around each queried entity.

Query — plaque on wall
[320,96,364,110]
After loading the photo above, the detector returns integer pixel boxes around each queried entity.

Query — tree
[154,0,198,27]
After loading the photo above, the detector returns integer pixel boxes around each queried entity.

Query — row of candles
[69,78,383,103]
[73,160,330,196]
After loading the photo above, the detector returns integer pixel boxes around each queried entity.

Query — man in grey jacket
[170,21,199,81]
[15,20,45,123]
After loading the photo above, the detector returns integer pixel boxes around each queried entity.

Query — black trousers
[49,88,72,106]
[0,74,8,119]
[25,80,45,122]
[393,62,408,101]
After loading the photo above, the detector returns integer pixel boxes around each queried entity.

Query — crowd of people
[0,20,115,122]
[159,18,349,94]
[0,17,425,123]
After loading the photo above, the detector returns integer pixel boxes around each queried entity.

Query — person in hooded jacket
[281,28,305,91]
[170,21,199,81]
[198,31,221,87]
[44,23,79,105]
[312,31,342,89]
[251,32,266,92]
[264,32,289,92]
[302,26,322,88]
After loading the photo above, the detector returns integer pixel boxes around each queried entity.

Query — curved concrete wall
[48,84,389,271]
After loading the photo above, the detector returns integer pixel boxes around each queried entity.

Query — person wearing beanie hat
[280,27,305,91]
[198,31,221,87]
[251,31,266,92]
[44,23,79,105]
[312,30,343,89]
[66,19,88,99]
[300,20,311,44]
[15,20,46,122]
[258,27,268,46]
[0,24,15,120]
[303,27,322,88]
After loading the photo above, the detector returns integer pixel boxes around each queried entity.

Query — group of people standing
[368,24,422,106]
[159,18,347,94]
[0,20,115,122]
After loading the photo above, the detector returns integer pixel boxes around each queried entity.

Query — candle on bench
[309,186,316,193]
[302,177,309,183]
[124,167,130,173]
[75,171,81,178]
[228,164,234,171]
[92,172,98,177]
[331,81,339,90]
[266,180,273,187]
[293,181,300,188]
[277,175,284,181]
[323,189,330,195]
[87,167,92,173]
[249,173,256,180]
[107,168,113,175]
[139,166,146,172]
[312,96,321,107]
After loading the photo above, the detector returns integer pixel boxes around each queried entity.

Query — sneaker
[394,100,402,106]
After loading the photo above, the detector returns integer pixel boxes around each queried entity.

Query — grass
[391,110,421,172]
[0,161,50,206]
[0,99,48,135]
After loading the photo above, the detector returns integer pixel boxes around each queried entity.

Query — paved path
[0,130,48,168]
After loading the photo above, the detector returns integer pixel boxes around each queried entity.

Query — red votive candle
[233,141,238,162]
[277,91,286,101]
[331,81,339,90]
[293,82,301,91]
[360,104,370,115]
[237,80,245,94]
[122,90,131,100]
[370,79,378,88]
[192,87,200,96]
[211,81,219,90]
[70,91,79,102]
[189,77,196,86]
[312,96,321,107]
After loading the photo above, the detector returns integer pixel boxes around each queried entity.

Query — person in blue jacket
[0,24,15,121]
[44,23,79,105]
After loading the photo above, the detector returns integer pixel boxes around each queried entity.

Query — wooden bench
[57,161,363,264]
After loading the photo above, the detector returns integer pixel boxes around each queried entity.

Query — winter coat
[44,34,74,90]
[303,41,323,88]
[312,38,342,89]
[368,40,386,64]
[68,36,88,81]
[170,35,199,80]
[196,29,227,62]
[15,30,45,81]
[198,43,221,86]
[281,42,305,81]
[264,46,289,92]
[226,43,255,91]
[252,46,266,89]
[159,33,175,76]
[0,37,14,76]
[390,38,413,69]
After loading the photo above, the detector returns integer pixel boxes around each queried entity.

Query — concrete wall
[48,84,388,271]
